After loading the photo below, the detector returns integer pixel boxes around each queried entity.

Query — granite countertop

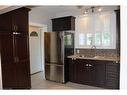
[67,54,120,62]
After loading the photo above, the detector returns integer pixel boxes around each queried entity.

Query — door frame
[29,22,47,79]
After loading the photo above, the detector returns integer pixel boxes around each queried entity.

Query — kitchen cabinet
[94,61,106,87]
[75,59,96,85]
[69,59,96,85]
[0,7,29,35]
[68,58,120,89]
[68,58,76,82]
[0,7,31,89]
[105,62,120,89]
[52,16,75,31]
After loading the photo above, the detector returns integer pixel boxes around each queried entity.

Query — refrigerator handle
[60,32,64,64]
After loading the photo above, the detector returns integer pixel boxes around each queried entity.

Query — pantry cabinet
[0,7,31,89]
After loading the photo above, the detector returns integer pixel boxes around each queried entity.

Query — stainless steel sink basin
[93,56,105,59]
[75,55,105,59]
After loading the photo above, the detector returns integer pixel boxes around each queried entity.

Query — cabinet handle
[89,64,92,67]
[13,32,21,35]
[86,64,89,66]
[16,32,21,35]
[72,58,76,60]
[13,32,16,35]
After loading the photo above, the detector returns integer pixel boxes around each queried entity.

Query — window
[86,33,93,46]
[95,32,101,46]
[102,32,111,46]
[79,33,85,46]
[75,11,116,49]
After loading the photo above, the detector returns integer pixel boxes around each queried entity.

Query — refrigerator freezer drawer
[45,64,64,83]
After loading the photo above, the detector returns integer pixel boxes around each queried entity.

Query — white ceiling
[30,6,119,16]
[0,6,119,15]
[0,6,10,10]
[0,6,22,14]
[30,6,91,16]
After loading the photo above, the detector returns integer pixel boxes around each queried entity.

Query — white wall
[120,6,127,89]
[29,8,53,32]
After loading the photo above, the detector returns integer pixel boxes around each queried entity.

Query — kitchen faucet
[91,45,96,57]
[91,45,96,49]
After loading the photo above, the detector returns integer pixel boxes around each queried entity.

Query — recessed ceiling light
[84,9,88,14]
[98,8,102,12]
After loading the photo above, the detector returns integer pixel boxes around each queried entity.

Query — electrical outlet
[77,50,80,54]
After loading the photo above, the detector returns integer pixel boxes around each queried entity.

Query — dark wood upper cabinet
[11,8,29,35]
[0,12,12,32]
[0,7,30,35]
[52,16,75,31]
[0,7,31,89]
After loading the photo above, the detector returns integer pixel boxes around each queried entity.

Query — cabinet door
[0,12,13,32]
[68,59,76,82]
[0,32,16,89]
[52,18,63,31]
[52,16,75,31]
[14,34,31,89]
[105,62,120,89]
[11,9,29,35]
[88,61,96,85]
[94,61,106,87]
[75,59,90,84]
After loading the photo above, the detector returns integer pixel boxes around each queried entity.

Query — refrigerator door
[44,32,64,65]
[64,32,74,57]
[64,31,75,82]
[45,64,64,83]
[44,32,64,83]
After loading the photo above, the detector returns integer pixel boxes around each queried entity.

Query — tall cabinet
[0,7,31,89]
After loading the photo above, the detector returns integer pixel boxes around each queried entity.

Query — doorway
[29,25,43,75]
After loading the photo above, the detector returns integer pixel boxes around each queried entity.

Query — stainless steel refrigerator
[44,31,74,83]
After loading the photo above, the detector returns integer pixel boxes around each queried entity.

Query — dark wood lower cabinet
[69,59,96,85]
[105,62,120,89]
[68,58,120,89]
[94,61,106,87]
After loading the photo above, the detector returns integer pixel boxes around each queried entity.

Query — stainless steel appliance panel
[45,64,64,83]
[44,32,64,65]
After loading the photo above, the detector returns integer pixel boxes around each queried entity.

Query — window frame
[75,11,116,49]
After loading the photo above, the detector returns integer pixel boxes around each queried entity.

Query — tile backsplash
[75,49,120,58]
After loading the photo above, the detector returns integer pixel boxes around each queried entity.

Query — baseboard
[31,71,43,76]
